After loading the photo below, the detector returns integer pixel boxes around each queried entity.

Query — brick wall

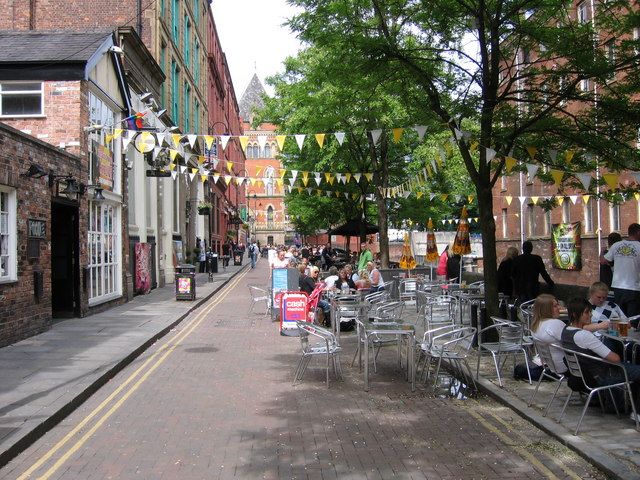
[0,122,84,346]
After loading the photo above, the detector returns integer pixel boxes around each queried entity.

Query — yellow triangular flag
[276,135,286,151]
[602,173,619,189]
[426,165,432,177]
[557,196,565,205]
[191,168,197,174]
[470,141,479,153]
[531,196,539,205]
[565,149,575,163]
[276,178,284,187]
[392,128,404,143]
[583,194,591,204]
[352,193,358,200]
[255,167,262,177]
[169,149,179,161]
[345,172,352,183]
[226,161,233,173]
[238,136,249,152]
[204,135,214,150]
[324,172,331,183]
[171,134,182,147]
[113,128,123,139]
[468,195,474,203]
[505,156,517,173]
[550,169,564,186]
[635,193,640,201]
[364,173,374,182]
[197,155,205,165]
[526,146,537,160]
[224,175,232,185]
[279,168,287,178]
[328,175,335,185]
[315,133,326,148]
[417,192,424,199]
[505,196,513,206]
[169,163,176,171]
[105,133,114,144]
[200,174,207,183]
[440,194,448,201]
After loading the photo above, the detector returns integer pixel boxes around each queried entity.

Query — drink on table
[619,321,629,337]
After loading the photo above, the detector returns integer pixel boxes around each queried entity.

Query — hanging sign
[552,222,582,270]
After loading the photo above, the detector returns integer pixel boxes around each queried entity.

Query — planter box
[198,208,211,215]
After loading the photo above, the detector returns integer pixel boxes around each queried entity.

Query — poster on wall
[134,243,152,294]
[91,140,114,191]
[552,222,582,270]
[172,240,184,266]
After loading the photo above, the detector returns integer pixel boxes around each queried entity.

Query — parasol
[425,218,439,281]
[452,206,472,283]
[399,232,416,275]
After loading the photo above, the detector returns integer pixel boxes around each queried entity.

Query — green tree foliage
[287,0,640,314]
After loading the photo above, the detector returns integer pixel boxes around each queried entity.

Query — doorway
[51,201,80,318]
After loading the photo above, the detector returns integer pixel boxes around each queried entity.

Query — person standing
[248,241,258,269]
[602,223,640,317]
[511,240,555,303]
[600,232,622,289]
[357,242,373,275]
[436,245,449,279]
[321,242,335,271]
[497,246,519,298]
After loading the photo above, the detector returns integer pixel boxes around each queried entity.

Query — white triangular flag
[290,170,298,183]
[548,149,558,162]
[188,172,196,182]
[122,130,135,151]
[519,196,527,205]
[180,165,187,174]
[334,132,345,145]
[171,171,178,180]
[526,163,539,180]
[430,193,436,201]
[485,147,496,161]
[257,135,267,149]
[307,188,312,195]
[453,128,462,141]
[569,195,578,205]
[288,178,296,186]
[413,125,427,140]
[212,174,220,184]
[295,134,306,150]
[576,172,592,190]
[187,135,198,149]
[219,135,230,151]
[314,173,322,186]
[353,173,361,183]
[370,129,383,144]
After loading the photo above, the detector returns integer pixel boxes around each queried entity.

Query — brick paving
[0,261,607,479]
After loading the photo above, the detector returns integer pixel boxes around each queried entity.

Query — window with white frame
[583,200,594,233]
[264,166,275,196]
[0,82,44,117]
[610,203,620,232]
[88,202,121,303]
[502,208,508,238]
[501,175,507,191]
[544,211,551,236]
[527,204,535,237]
[562,200,570,223]
[580,78,590,92]
[264,143,271,158]
[0,187,17,281]
[577,2,589,23]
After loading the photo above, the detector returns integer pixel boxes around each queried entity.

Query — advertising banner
[134,243,152,294]
[280,292,308,336]
[552,222,582,270]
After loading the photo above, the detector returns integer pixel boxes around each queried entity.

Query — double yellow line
[18,271,247,480]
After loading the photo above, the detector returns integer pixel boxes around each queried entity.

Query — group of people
[497,240,555,303]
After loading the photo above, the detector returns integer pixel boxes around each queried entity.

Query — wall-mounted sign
[552,222,582,270]
[146,169,171,177]
[28,219,46,239]
[91,140,114,191]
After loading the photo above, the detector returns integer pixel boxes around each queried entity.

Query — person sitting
[355,271,372,291]
[324,266,339,290]
[335,268,356,293]
[367,261,385,292]
[345,263,359,282]
[589,281,627,326]
[300,266,331,324]
[530,294,567,375]
[561,297,640,415]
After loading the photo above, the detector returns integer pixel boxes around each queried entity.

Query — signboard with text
[552,222,582,270]
[280,292,308,336]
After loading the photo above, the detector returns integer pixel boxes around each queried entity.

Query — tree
[288,0,640,314]
[259,45,445,266]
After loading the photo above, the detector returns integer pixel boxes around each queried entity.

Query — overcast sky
[210,0,303,98]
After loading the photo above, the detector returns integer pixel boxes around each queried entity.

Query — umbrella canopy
[327,219,379,237]
[399,232,416,270]
[425,218,439,263]
[452,206,472,256]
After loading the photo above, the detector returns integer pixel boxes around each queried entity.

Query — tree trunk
[476,181,499,318]
[376,192,389,268]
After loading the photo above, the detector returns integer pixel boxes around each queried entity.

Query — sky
[210,0,303,98]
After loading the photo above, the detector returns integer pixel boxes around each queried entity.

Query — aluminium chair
[476,320,532,387]
[420,326,477,390]
[248,285,270,315]
[528,339,567,417]
[553,344,638,435]
[293,321,342,387]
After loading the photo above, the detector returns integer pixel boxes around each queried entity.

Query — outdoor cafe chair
[475,320,532,387]
[528,339,567,417]
[248,285,270,315]
[294,321,343,387]
[420,295,457,331]
[399,278,418,306]
[552,344,639,435]
[420,326,477,389]
[518,299,536,329]
[364,290,387,304]
[370,301,404,322]
[352,317,407,374]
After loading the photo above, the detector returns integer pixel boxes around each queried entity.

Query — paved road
[0,262,606,479]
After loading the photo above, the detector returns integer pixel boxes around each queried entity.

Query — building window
[194,101,199,134]
[160,43,166,106]
[501,208,508,238]
[500,175,507,191]
[184,16,191,67]
[160,0,165,18]
[88,202,121,303]
[264,144,271,158]
[171,61,179,124]
[0,187,17,282]
[252,145,260,158]
[194,41,200,85]
[172,0,179,41]
[264,166,275,196]
[562,200,570,223]
[580,78,590,92]
[544,211,551,236]
[193,0,199,20]
[184,84,191,133]
[0,82,44,117]
[267,206,274,228]
[527,204,535,237]
[583,200,594,233]
[577,2,589,23]
[606,40,616,64]
[610,204,620,232]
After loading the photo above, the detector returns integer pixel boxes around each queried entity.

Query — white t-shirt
[604,240,640,291]
[370,268,385,288]
[532,318,567,373]
[324,275,339,289]
[565,327,612,359]
[271,257,289,269]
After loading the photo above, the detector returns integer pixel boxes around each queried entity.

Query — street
[0,261,605,480]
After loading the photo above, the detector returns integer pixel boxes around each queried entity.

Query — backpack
[248,244,255,255]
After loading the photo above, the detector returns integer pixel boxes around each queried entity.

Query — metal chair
[421,295,457,331]
[420,326,477,389]
[399,278,418,306]
[248,285,270,315]
[528,339,567,416]
[370,301,404,322]
[553,344,639,435]
[476,320,532,387]
[293,321,342,387]
[518,299,536,329]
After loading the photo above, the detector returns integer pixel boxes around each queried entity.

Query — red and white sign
[280,292,309,336]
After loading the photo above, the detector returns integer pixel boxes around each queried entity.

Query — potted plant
[197,201,212,215]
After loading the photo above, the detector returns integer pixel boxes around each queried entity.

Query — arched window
[252,145,260,158]
[267,206,274,228]
[246,144,253,159]
[264,144,271,158]
[271,142,278,156]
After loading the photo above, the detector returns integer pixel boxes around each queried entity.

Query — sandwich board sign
[280,292,308,336]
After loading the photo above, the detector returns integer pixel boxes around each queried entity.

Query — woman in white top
[366,261,385,291]
[530,294,567,374]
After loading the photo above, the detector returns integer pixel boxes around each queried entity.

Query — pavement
[0,259,639,478]
[0,261,247,468]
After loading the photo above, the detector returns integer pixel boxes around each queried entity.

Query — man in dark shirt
[511,240,555,303]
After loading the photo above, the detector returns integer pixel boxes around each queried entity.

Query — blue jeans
[250,253,257,268]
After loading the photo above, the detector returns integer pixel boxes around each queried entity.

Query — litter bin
[233,250,243,266]
[207,253,218,274]
[175,264,196,300]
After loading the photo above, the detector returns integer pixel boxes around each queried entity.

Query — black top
[511,253,554,302]
[335,278,356,291]
[446,255,461,281]
[497,257,515,297]
[299,275,316,295]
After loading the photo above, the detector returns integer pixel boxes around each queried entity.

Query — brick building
[0,32,130,345]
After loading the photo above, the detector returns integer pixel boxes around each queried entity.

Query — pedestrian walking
[511,240,555,303]
[248,241,258,268]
